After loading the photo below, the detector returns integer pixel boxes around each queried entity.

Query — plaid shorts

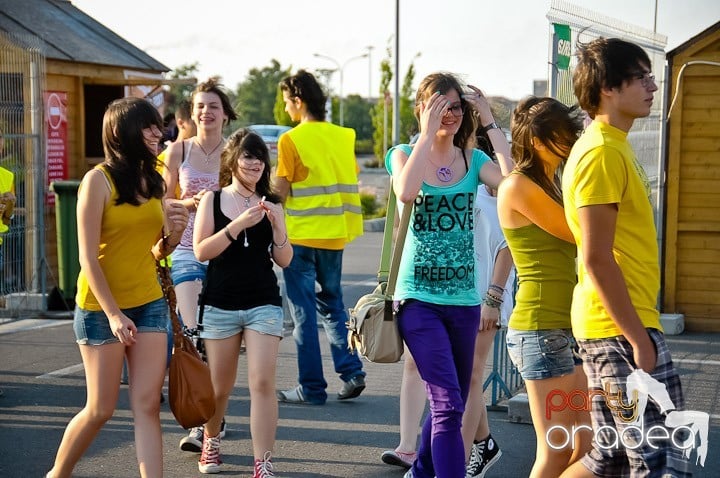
[577,328,691,477]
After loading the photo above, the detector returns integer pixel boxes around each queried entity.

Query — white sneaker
[179,426,204,453]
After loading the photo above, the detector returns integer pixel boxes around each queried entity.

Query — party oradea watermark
[545,369,709,467]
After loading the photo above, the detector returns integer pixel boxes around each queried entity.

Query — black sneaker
[465,435,502,478]
[219,417,227,439]
[179,426,204,453]
[337,375,366,400]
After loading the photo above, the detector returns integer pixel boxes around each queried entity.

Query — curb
[363,217,385,232]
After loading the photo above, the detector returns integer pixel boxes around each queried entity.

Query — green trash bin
[51,180,81,301]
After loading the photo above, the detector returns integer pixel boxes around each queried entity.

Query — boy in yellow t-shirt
[562,38,688,477]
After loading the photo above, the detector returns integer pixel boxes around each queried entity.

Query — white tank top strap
[183,139,194,163]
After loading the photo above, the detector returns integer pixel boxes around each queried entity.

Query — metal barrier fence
[0,31,48,312]
[485,327,524,407]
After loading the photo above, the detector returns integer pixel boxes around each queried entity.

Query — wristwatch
[480,122,499,134]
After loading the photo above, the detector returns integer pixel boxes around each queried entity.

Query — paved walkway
[1,227,719,477]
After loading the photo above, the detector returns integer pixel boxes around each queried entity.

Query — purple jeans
[397,300,480,478]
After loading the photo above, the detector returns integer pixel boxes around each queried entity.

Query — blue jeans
[283,245,365,404]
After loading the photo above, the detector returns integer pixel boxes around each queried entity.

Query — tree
[343,94,373,142]
[235,59,291,126]
[369,45,420,165]
[399,56,419,143]
[370,46,394,163]
[166,62,199,113]
[274,88,294,126]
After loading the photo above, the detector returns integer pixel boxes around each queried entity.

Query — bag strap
[377,179,396,283]
[156,248,184,350]
[378,178,412,297]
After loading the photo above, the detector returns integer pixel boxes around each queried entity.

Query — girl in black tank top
[191,129,292,475]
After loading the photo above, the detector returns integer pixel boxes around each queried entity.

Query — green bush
[361,191,390,219]
[355,138,374,155]
[360,191,378,217]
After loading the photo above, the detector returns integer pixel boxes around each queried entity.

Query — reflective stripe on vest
[285,122,363,242]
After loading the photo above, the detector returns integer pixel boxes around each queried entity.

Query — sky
[71,0,720,100]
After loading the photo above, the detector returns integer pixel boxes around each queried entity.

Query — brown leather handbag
[157,258,216,429]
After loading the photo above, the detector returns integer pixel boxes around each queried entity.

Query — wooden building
[0,0,183,305]
[663,21,720,331]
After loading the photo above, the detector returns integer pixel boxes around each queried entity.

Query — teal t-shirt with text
[385,144,488,305]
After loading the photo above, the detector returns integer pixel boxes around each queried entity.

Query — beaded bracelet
[483,292,503,309]
[488,284,505,295]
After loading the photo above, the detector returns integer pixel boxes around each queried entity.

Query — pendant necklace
[231,187,255,247]
[236,188,255,208]
[195,138,224,164]
[428,148,457,183]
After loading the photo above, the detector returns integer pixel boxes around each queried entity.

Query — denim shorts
[198,304,284,340]
[506,328,582,380]
[170,259,207,286]
[74,297,169,345]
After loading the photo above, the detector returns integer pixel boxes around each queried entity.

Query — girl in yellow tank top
[47,98,188,478]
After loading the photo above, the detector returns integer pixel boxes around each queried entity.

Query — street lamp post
[366,45,374,100]
[314,52,368,126]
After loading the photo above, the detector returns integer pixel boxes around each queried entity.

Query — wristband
[273,234,288,249]
[224,226,236,242]
[480,122,499,134]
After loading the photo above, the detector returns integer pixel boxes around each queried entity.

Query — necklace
[230,188,254,247]
[195,138,224,164]
[235,187,255,208]
[428,148,458,182]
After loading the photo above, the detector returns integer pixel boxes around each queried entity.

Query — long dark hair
[102,97,165,205]
[414,72,476,149]
[219,129,280,203]
[511,96,583,204]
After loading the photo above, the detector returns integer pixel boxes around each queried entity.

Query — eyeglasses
[239,153,262,163]
[446,102,465,117]
[631,71,656,88]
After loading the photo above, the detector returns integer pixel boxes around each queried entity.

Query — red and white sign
[44,91,68,205]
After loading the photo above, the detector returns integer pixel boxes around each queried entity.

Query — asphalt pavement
[1,226,719,477]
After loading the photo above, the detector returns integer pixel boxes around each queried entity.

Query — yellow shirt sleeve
[276,134,308,183]
[570,146,627,208]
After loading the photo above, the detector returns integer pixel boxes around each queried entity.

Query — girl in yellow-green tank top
[496,97,591,478]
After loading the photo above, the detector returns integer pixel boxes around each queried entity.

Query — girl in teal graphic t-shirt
[385,72,513,478]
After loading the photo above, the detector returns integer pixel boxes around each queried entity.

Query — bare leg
[461,328,496,460]
[397,348,427,453]
[203,334,243,437]
[526,367,591,478]
[48,343,125,478]
[244,329,281,459]
[126,332,167,478]
[568,366,591,465]
[174,280,203,329]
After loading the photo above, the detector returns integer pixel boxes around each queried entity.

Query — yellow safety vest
[0,166,13,237]
[285,122,363,244]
